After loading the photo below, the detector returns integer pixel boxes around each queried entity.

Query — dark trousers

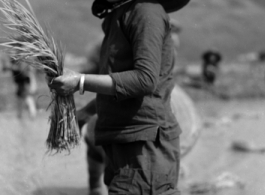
[102,129,181,195]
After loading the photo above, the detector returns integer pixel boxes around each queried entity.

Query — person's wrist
[79,74,85,95]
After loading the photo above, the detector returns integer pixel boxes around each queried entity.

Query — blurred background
[0,0,265,195]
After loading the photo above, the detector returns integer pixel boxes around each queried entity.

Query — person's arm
[48,68,115,96]
[77,98,97,130]
[109,4,168,100]
[82,74,115,95]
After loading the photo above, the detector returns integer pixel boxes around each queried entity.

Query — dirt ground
[0,98,265,195]
[180,99,265,195]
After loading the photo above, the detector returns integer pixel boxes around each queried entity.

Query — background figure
[170,18,182,74]
[2,54,37,119]
[170,18,182,52]
[258,51,265,62]
[82,31,104,75]
[170,18,182,50]
[202,49,222,85]
[84,42,101,74]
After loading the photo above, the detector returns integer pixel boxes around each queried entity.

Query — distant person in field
[201,49,222,85]
[170,18,182,51]
[170,18,183,75]
[85,41,102,74]
[48,0,191,195]
[2,47,37,119]
[258,51,265,62]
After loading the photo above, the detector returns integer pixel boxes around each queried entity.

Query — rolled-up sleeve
[110,5,167,101]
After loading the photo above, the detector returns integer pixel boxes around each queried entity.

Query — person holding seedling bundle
[49,0,190,194]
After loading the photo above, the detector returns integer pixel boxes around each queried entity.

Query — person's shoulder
[129,0,167,17]
[123,0,168,26]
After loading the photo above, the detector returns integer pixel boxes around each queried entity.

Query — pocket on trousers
[158,188,181,195]
[108,169,133,195]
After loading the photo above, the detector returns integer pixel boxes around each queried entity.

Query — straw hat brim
[158,0,191,13]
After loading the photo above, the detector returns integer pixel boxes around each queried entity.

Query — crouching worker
[201,49,222,86]
[48,0,190,194]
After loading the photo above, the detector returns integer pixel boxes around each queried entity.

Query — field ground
[0,111,88,195]
[1,97,265,195]
[181,99,265,195]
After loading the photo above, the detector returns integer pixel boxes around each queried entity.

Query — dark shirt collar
[92,0,134,19]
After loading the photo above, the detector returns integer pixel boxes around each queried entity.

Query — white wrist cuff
[79,74,85,95]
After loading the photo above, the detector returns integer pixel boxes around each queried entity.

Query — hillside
[173,0,265,62]
[1,0,265,63]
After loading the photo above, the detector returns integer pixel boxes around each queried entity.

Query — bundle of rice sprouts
[0,0,80,153]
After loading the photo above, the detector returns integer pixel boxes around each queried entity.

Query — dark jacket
[95,0,181,145]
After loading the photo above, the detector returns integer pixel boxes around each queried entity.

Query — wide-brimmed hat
[158,0,191,13]
[92,0,191,18]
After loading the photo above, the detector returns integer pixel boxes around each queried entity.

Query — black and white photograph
[0,0,265,195]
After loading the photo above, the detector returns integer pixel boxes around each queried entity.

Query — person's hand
[48,68,81,96]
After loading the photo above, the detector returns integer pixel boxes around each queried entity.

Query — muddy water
[180,99,265,195]
[0,99,265,195]
[0,112,88,195]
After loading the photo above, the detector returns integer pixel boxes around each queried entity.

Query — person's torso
[95,0,181,144]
